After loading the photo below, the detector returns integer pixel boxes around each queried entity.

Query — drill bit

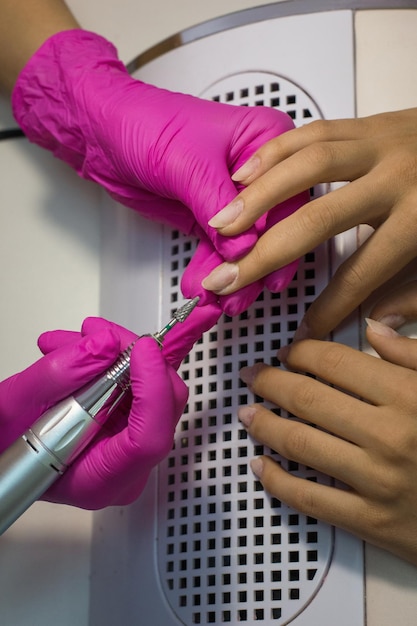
[152,297,200,345]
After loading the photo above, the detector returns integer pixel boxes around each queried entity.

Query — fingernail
[202,263,239,294]
[232,155,260,181]
[240,362,267,389]
[208,198,243,229]
[365,318,399,338]
[377,314,405,329]
[277,344,290,365]
[293,319,311,342]
[250,457,264,479]
[238,405,257,428]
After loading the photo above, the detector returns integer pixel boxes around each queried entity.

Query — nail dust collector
[94,2,415,624]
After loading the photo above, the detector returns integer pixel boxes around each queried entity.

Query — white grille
[158,238,334,625]
[93,10,364,626]
[200,71,323,123]
[154,69,332,626]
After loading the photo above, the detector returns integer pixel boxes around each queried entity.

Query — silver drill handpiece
[78,296,200,416]
[0,297,199,534]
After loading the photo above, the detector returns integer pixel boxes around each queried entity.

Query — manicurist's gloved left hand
[0,304,220,509]
[12,29,305,314]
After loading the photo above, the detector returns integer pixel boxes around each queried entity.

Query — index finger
[210,135,372,236]
[202,175,380,295]
[232,116,369,186]
[241,362,378,446]
[247,339,406,409]
[298,210,417,338]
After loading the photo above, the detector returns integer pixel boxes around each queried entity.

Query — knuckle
[369,420,417,499]
[297,197,339,238]
[399,381,417,408]
[332,259,369,301]
[302,141,333,168]
[387,148,417,191]
[359,503,395,542]
[317,342,350,375]
[281,422,310,460]
[305,119,331,142]
[400,152,417,186]
[291,379,318,414]
[381,420,417,465]
[369,463,402,502]
[390,204,417,252]
[289,481,319,518]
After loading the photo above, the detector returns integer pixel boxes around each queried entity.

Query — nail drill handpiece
[0,297,199,533]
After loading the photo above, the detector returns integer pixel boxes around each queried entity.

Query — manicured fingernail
[208,198,243,229]
[365,318,399,338]
[238,405,257,428]
[232,155,260,181]
[250,457,264,479]
[240,362,267,389]
[377,314,405,329]
[202,263,239,293]
[293,319,311,342]
[277,344,290,365]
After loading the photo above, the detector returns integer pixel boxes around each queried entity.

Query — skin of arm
[202,108,417,340]
[238,281,417,566]
[0,0,79,94]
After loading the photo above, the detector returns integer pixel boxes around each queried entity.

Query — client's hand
[238,282,417,565]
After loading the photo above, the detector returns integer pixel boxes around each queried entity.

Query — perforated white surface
[155,72,337,624]
[158,238,335,625]
[94,10,364,626]
[200,72,323,122]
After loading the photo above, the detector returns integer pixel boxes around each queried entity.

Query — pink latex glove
[0,305,220,509]
[12,29,305,314]
[0,327,120,453]
[182,196,302,314]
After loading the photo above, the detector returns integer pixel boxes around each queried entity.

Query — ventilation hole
[158,71,332,622]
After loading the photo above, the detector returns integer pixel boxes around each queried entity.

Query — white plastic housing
[94,9,364,626]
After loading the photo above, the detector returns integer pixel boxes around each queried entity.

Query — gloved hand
[0,326,121,453]
[0,304,220,509]
[182,202,301,315]
[12,29,306,313]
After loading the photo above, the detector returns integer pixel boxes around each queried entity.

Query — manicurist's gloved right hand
[0,304,220,509]
[12,29,306,314]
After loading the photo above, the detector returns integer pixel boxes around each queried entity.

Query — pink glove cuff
[12,29,199,237]
[12,29,123,171]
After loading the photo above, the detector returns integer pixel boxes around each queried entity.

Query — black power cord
[0,128,25,140]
